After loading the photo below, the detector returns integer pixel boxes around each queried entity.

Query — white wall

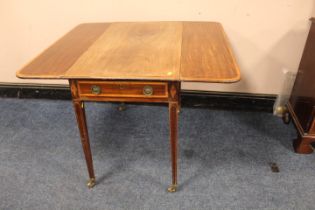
[0,0,314,94]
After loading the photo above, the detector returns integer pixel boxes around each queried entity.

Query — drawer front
[77,81,168,98]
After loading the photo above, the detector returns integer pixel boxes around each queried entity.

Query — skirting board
[0,83,276,112]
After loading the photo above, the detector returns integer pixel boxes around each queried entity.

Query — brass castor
[87,178,96,189]
[282,111,291,124]
[167,184,177,193]
[118,103,126,111]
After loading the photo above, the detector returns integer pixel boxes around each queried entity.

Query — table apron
[77,97,170,103]
[70,79,180,103]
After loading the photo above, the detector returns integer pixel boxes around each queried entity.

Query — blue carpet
[0,98,315,210]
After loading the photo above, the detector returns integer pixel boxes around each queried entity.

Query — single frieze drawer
[77,81,169,98]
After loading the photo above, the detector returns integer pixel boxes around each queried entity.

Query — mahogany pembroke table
[17,22,240,192]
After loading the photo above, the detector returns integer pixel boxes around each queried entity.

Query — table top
[17,22,240,83]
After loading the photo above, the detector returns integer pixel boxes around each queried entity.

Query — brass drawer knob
[91,85,101,94]
[143,85,153,96]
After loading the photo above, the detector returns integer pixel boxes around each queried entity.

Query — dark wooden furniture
[287,18,315,154]
[17,22,240,192]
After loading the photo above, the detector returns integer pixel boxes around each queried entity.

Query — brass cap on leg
[87,178,96,189]
[167,184,177,193]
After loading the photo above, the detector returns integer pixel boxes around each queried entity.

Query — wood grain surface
[65,22,182,80]
[17,23,110,79]
[17,22,240,83]
[180,22,240,82]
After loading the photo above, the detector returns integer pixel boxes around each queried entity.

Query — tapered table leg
[178,82,182,113]
[168,101,179,192]
[72,100,96,188]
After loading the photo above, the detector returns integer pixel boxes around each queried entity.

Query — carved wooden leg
[72,100,96,188]
[293,136,314,154]
[168,101,179,192]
